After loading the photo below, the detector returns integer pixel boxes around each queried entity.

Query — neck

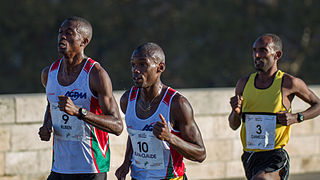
[140,82,164,102]
[62,53,87,72]
[257,69,278,84]
[62,56,87,74]
[258,66,278,80]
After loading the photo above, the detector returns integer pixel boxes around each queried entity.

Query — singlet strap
[162,88,177,106]
[83,58,96,74]
[49,58,62,72]
[130,86,138,101]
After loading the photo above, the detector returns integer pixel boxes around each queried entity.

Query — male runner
[38,16,123,180]
[229,33,320,180]
[115,42,206,180]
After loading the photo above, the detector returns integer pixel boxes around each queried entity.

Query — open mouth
[132,76,142,82]
[58,42,67,49]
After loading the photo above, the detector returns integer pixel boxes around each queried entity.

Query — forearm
[228,110,241,130]
[123,137,133,165]
[82,111,123,135]
[43,104,52,129]
[299,102,320,120]
[167,134,206,162]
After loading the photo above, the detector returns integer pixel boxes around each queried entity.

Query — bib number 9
[62,114,69,124]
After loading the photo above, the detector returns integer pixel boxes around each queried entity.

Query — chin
[58,49,67,55]
[255,66,263,72]
[133,82,143,88]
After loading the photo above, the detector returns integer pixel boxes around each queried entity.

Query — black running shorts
[47,171,107,180]
[241,148,290,180]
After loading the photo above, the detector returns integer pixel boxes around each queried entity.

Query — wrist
[78,108,88,120]
[233,110,241,119]
[297,112,304,123]
[166,132,174,144]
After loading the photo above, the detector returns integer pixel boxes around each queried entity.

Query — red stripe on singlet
[50,59,61,72]
[162,88,176,106]
[130,86,138,101]
[84,58,96,73]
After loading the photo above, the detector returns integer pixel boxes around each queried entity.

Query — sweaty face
[252,37,277,72]
[131,54,159,88]
[57,20,84,56]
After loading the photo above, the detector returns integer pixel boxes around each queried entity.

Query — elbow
[228,119,240,130]
[114,120,124,136]
[197,154,206,163]
[230,125,239,131]
[194,148,206,163]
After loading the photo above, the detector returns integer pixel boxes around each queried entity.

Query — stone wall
[1,87,320,180]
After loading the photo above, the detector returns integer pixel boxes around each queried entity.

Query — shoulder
[235,74,251,95]
[171,92,193,117]
[120,89,131,114]
[120,89,131,106]
[89,63,112,94]
[282,73,306,89]
[90,63,109,81]
[41,66,50,88]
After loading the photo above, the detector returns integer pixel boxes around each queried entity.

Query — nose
[253,51,259,58]
[132,66,140,74]
[58,33,66,40]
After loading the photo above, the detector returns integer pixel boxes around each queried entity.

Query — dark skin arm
[228,76,248,130]
[277,74,320,125]
[38,66,53,141]
[58,64,123,135]
[115,90,132,180]
[153,94,206,162]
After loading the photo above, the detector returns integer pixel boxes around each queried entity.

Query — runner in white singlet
[38,16,123,180]
[115,42,206,180]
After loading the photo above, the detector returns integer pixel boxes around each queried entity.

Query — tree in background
[0,0,319,93]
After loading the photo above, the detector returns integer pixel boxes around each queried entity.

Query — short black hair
[261,33,283,52]
[132,42,165,63]
[65,16,93,42]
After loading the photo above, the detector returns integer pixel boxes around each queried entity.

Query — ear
[157,62,165,73]
[275,50,282,60]
[80,37,89,47]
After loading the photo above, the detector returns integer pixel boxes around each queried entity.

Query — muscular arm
[165,94,206,162]
[39,67,52,141]
[82,64,123,135]
[115,90,132,179]
[119,90,133,163]
[228,76,248,130]
[281,75,320,123]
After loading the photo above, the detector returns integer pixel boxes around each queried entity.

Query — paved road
[212,172,320,180]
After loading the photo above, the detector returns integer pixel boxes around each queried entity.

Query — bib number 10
[137,141,148,153]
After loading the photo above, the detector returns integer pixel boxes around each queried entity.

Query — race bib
[50,103,85,141]
[128,128,165,170]
[245,114,276,150]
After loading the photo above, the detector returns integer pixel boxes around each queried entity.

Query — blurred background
[1,0,320,94]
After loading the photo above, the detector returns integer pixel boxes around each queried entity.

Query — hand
[276,112,298,126]
[230,95,243,115]
[153,114,172,141]
[115,163,130,180]
[38,126,52,141]
[58,95,79,116]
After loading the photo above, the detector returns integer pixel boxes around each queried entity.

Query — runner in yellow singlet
[228,34,320,180]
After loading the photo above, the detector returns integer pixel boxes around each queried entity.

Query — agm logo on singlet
[142,122,156,131]
[65,89,87,100]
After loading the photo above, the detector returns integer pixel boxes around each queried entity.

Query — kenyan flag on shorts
[90,125,110,172]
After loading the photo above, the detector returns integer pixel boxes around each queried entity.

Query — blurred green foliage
[0,0,320,93]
